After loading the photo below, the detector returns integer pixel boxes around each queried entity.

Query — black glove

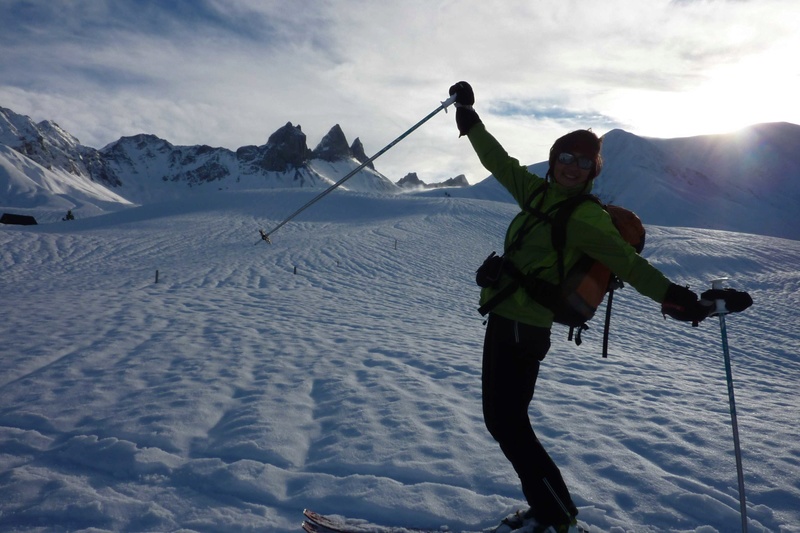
[700,288,753,314]
[449,81,481,136]
[449,81,475,106]
[662,283,712,326]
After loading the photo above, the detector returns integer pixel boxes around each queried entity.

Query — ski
[302,521,324,533]
[302,509,446,533]
[302,508,592,533]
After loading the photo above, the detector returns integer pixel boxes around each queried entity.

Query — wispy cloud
[1,0,798,183]
[489,100,623,131]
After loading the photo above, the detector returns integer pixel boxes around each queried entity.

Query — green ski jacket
[468,123,672,328]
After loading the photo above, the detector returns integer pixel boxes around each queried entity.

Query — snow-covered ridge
[2,105,799,240]
[441,124,800,241]
[0,106,399,213]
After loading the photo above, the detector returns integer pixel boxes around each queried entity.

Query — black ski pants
[482,313,578,525]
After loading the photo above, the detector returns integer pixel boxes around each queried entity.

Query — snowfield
[1,189,798,532]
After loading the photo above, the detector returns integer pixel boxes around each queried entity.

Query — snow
[1,189,798,532]
[0,144,132,220]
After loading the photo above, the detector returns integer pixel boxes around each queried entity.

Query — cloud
[1,0,799,184]
[489,100,622,131]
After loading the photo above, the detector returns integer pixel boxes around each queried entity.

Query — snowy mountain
[0,107,398,216]
[1,188,798,532]
[0,107,123,190]
[592,125,800,241]
[442,123,800,241]
[0,143,133,221]
[2,105,798,240]
[396,171,470,190]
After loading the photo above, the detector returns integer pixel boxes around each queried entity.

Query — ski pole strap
[568,324,588,346]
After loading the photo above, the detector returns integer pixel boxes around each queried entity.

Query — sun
[608,40,800,139]
[684,48,797,132]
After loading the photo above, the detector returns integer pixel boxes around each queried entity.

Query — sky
[1,0,799,184]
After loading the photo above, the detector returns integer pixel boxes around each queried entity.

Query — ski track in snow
[0,189,798,532]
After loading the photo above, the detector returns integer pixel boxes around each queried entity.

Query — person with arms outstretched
[448,81,709,533]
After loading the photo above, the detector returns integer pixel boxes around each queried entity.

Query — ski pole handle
[711,278,730,316]
[440,93,458,112]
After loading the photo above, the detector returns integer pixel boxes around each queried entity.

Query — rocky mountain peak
[441,174,469,187]
[350,137,374,169]
[255,122,311,171]
[1,107,401,209]
[312,124,351,162]
[396,172,469,190]
[397,172,424,188]
[0,106,100,180]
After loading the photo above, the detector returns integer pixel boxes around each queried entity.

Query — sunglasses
[557,152,594,170]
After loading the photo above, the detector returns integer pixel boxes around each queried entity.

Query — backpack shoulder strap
[547,193,602,282]
[506,182,550,253]
[550,193,602,250]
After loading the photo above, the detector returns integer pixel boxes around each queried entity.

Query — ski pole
[709,277,748,532]
[257,94,459,244]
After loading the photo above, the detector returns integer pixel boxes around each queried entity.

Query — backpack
[476,186,645,357]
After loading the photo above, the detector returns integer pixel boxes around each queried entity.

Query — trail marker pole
[257,94,458,244]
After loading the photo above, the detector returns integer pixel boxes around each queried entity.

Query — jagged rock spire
[255,122,311,171]
[312,124,351,162]
[350,137,374,169]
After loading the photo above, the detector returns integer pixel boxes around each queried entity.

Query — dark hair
[546,129,603,180]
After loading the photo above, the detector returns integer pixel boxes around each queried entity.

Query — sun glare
[610,41,800,139]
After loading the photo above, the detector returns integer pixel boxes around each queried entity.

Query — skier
[448,81,710,532]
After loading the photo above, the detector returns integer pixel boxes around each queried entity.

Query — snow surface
[1,189,798,532]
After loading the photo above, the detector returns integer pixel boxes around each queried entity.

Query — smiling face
[547,130,603,188]
[553,152,592,188]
